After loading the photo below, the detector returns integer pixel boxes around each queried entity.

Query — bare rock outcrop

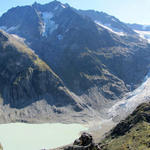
[64,133,100,150]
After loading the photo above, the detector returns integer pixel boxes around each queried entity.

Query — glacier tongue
[108,71,150,120]
[41,12,58,37]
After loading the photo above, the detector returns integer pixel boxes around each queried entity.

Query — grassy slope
[100,103,150,150]
[102,121,150,150]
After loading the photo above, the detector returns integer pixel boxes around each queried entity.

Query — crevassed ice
[95,21,125,36]
[42,12,58,37]
[108,70,150,118]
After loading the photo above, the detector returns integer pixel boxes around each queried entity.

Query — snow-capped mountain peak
[32,0,69,13]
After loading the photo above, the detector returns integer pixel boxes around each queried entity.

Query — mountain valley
[0,1,150,122]
[0,1,150,150]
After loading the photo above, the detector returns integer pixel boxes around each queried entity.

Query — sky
[1,0,150,25]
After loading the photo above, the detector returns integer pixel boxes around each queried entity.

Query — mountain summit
[0,1,150,122]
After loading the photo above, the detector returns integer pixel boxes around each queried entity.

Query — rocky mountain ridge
[56,102,150,150]
[0,1,150,122]
[0,30,90,123]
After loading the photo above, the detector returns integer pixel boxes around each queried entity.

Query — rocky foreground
[0,144,2,150]
[55,102,150,150]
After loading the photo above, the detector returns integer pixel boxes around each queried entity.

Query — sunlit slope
[101,103,150,150]
[0,30,81,110]
[1,1,150,106]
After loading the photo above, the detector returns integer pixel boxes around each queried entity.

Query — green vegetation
[102,122,150,150]
[0,30,65,108]
[100,103,150,150]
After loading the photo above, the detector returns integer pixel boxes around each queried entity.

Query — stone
[64,132,101,150]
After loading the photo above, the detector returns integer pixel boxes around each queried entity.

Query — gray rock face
[78,10,136,35]
[64,133,100,150]
[0,30,82,112]
[0,1,150,123]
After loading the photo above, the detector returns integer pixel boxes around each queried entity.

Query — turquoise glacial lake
[0,123,87,150]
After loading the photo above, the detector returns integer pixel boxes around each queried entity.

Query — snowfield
[95,21,125,36]
[135,30,150,43]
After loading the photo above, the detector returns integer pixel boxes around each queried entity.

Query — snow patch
[0,26,7,30]
[135,30,150,43]
[41,12,58,37]
[54,5,59,10]
[61,4,66,8]
[111,18,117,22]
[95,21,125,36]
[54,4,66,10]
[57,34,63,40]
[0,26,18,33]
[6,26,18,32]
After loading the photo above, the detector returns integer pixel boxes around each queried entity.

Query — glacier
[108,71,150,119]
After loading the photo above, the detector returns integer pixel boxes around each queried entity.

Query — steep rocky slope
[0,1,150,108]
[100,102,150,150]
[0,1,150,120]
[78,10,136,35]
[58,103,150,150]
[0,30,87,123]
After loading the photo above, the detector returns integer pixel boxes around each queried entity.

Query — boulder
[64,132,100,150]
[74,132,93,146]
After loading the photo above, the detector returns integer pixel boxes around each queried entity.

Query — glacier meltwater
[0,123,87,150]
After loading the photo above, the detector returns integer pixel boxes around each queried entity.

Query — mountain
[127,23,150,31]
[78,10,136,35]
[0,30,87,123]
[100,102,150,150]
[0,1,150,122]
[127,23,150,43]
[59,102,150,150]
